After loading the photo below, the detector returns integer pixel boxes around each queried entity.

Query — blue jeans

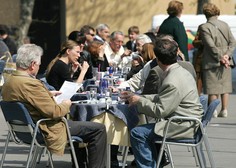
[130,123,162,168]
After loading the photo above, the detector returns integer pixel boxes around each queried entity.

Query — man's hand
[120,91,140,106]
[50,90,62,96]
[121,49,132,59]
[62,99,72,106]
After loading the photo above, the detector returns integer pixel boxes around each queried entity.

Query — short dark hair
[154,39,178,65]
[167,0,183,17]
[128,26,139,34]
[68,31,86,45]
[80,25,95,34]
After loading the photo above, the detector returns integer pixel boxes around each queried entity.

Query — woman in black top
[68,30,93,80]
[46,40,89,90]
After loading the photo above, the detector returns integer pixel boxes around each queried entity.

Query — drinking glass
[90,87,97,103]
[118,88,126,104]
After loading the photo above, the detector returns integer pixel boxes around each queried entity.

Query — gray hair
[96,23,109,33]
[136,34,152,45]
[16,44,43,69]
[110,31,124,40]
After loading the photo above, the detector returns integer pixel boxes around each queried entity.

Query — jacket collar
[13,70,35,79]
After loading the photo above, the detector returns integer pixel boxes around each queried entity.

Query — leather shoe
[129,151,170,168]
[160,150,170,167]
[111,160,122,168]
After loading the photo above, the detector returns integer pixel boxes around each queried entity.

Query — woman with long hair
[46,40,89,90]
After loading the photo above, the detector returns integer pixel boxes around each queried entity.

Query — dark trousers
[68,120,107,168]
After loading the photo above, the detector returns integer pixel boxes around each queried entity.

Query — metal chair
[0,101,82,168]
[155,99,220,168]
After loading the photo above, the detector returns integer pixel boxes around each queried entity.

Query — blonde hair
[203,3,220,19]
[141,43,156,63]
[46,40,79,76]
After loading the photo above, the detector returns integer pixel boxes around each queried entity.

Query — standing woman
[158,0,189,61]
[199,3,236,117]
[46,40,89,90]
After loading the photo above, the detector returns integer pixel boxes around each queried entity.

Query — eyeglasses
[88,33,95,36]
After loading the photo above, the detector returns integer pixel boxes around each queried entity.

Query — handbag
[208,22,236,68]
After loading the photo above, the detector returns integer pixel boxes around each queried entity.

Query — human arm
[126,83,180,119]
[25,81,71,119]
[199,23,235,68]
[75,61,89,84]
[173,22,189,60]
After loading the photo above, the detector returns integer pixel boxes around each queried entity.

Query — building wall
[0,0,20,26]
[0,0,235,36]
[66,0,235,37]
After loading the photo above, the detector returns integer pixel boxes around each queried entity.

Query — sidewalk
[0,94,236,168]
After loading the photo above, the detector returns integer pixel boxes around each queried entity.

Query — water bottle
[99,78,108,97]
[109,66,113,77]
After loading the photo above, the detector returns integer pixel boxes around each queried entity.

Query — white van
[152,14,236,63]
[152,14,236,37]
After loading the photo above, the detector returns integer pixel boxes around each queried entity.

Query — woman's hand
[79,61,89,72]
[72,61,80,73]
[220,55,230,68]
[98,45,105,58]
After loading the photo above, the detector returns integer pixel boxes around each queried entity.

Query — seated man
[1,44,107,168]
[121,38,203,168]
[142,61,197,95]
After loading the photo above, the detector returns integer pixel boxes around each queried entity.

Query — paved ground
[0,77,236,167]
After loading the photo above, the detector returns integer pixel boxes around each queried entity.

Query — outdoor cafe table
[70,101,146,168]
[70,101,146,146]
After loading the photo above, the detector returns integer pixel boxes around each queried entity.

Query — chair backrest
[202,99,220,127]
[194,99,220,142]
[0,60,6,74]
[0,101,44,144]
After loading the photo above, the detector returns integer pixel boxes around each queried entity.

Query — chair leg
[166,145,174,168]
[192,146,200,167]
[0,132,11,167]
[203,136,216,168]
[70,143,79,168]
[26,136,40,168]
[47,151,54,168]
[121,146,129,168]
[195,146,205,168]
[199,143,207,167]
[156,143,165,168]
[37,147,47,164]
[107,144,111,168]
[31,146,42,168]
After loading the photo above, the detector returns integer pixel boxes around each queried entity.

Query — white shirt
[104,44,131,68]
